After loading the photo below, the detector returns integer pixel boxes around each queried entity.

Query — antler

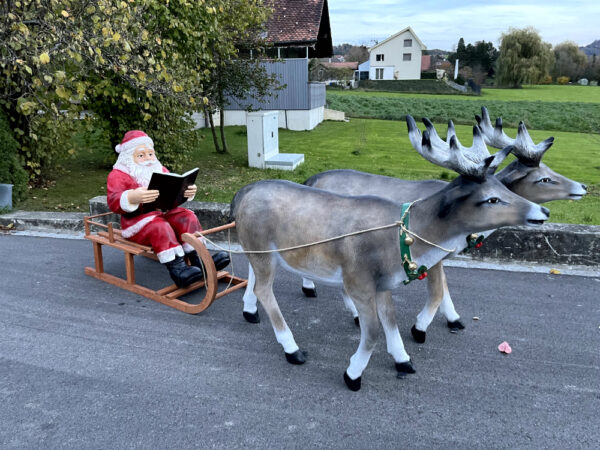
[475,106,554,165]
[406,115,510,179]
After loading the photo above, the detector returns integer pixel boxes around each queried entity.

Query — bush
[0,111,28,205]
[357,79,464,95]
[557,76,570,85]
[539,75,553,85]
[421,72,437,80]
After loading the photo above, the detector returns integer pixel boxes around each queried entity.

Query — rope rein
[197,200,457,255]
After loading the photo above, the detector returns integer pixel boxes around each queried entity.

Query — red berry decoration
[418,272,427,280]
[475,242,483,248]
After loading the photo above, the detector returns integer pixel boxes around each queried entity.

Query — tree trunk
[219,108,228,153]
[203,103,221,153]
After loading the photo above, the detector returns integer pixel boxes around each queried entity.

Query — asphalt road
[1,234,599,449]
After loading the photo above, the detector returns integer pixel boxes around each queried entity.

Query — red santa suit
[106,131,202,263]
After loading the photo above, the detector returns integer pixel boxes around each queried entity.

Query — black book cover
[145,167,199,212]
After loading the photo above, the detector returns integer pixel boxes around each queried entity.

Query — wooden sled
[83,212,247,314]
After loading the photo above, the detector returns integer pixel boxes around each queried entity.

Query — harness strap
[399,202,428,285]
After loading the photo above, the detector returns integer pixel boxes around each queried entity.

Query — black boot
[164,256,204,288]
[187,251,230,272]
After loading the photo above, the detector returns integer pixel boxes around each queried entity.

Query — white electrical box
[247,111,304,171]
[247,111,279,169]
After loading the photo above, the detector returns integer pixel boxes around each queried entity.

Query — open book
[145,167,199,212]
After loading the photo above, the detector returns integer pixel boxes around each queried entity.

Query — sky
[327,0,600,51]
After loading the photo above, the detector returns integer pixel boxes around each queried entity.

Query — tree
[345,46,369,64]
[0,0,271,181]
[496,27,554,88]
[552,41,588,81]
[198,0,277,154]
[448,39,498,79]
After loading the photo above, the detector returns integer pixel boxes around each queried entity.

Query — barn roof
[265,0,333,57]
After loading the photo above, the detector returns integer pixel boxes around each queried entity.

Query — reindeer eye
[487,197,500,204]
[540,177,551,183]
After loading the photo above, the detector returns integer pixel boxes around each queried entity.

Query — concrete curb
[1,195,599,269]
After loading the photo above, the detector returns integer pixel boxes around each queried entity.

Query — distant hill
[424,48,450,57]
[580,40,600,57]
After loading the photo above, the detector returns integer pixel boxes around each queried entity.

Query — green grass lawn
[327,92,600,133]
[16,118,599,225]
[334,84,600,103]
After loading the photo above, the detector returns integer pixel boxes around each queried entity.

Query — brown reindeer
[232,125,549,390]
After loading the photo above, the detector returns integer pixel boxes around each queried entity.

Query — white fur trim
[115,136,154,154]
[182,243,195,253]
[156,245,184,263]
[121,215,158,238]
[120,190,139,213]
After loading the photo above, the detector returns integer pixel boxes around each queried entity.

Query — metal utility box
[246,111,304,171]
[247,111,279,169]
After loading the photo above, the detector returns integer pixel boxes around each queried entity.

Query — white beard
[114,151,164,187]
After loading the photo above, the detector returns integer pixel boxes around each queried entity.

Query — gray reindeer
[232,124,549,390]
[289,108,587,343]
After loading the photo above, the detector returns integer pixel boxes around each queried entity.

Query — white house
[367,26,426,80]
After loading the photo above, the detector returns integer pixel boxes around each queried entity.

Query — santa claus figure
[107,130,230,288]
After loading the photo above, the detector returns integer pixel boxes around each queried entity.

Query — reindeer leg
[376,290,415,377]
[412,262,463,343]
[250,255,305,365]
[438,266,464,331]
[242,264,260,323]
[342,287,360,326]
[343,282,379,391]
[301,277,317,297]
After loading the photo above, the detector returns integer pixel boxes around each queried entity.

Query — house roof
[321,62,359,70]
[265,0,331,48]
[369,26,427,52]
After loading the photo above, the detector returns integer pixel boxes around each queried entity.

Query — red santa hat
[115,130,154,154]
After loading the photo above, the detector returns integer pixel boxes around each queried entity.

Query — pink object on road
[498,341,512,354]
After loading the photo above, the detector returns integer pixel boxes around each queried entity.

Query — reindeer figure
[232,126,549,390]
[290,108,587,344]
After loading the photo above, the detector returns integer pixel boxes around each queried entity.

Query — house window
[375,68,384,79]
[404,39,412,47]
[376,54,384,62]
[403,53,411,61]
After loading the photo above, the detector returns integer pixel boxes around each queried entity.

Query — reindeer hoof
[302,286,317,297]
[354,317,360,327]
[243,311,260,324]
[411,325,426,343]
[395,361,416,375]
[285,350,306,365]
[447,320,465,331]
[344,371,361,391]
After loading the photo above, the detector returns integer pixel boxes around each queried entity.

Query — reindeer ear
[486,145,513,174]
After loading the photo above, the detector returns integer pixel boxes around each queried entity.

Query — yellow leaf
[39,52,50,64]
[61,10,69,18]
[24,65,32,75]
[549,269,561,275]
[44,75,53,83]
[55,86,70,99]
[143,113,152,121]
[112,32,121,42]
[203,97,209,105]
